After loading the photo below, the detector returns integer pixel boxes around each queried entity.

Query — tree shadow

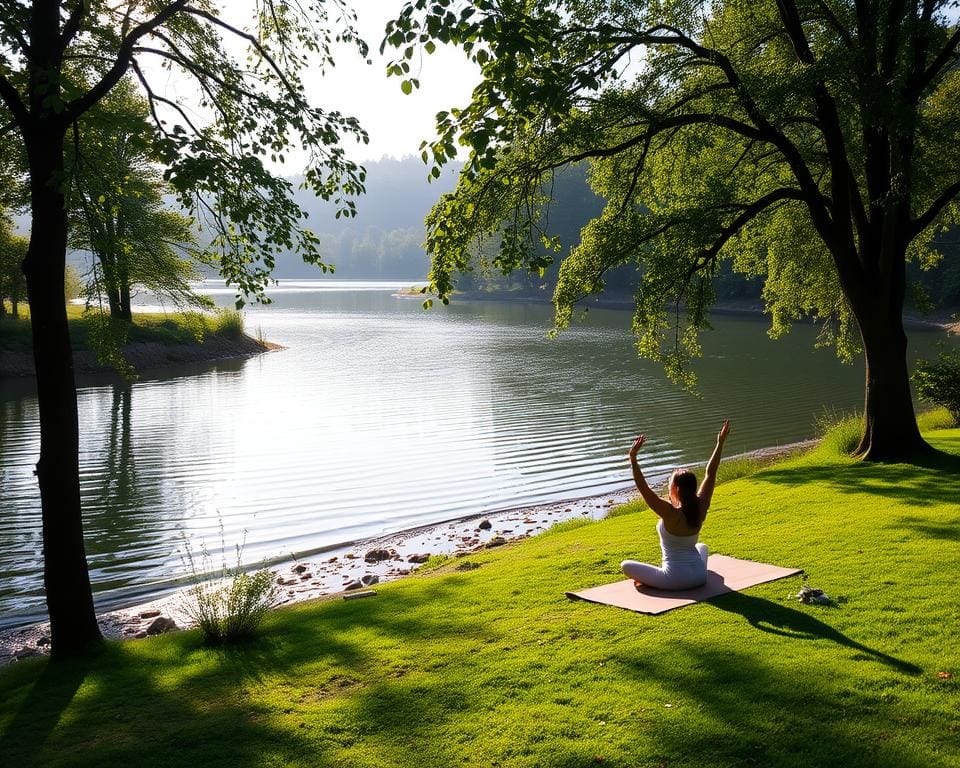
[891,515,960,542]
[754,445,960,507]
[707,592,921,674]
[0,655,91,761]
[613,641,928,768]
[0,577,493,767]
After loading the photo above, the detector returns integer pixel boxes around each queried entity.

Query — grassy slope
[0,305,245,351]
[1,429,958,768]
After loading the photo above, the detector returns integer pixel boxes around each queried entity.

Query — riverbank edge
[0,437,818,665]
[0,332,280,379]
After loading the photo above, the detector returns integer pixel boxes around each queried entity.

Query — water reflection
[0,285,953,627]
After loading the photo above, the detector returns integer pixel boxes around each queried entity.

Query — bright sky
[304,1,479,163]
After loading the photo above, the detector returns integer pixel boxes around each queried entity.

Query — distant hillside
[275,155,462,279]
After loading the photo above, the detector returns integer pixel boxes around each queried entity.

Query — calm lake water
[0,281,952,626]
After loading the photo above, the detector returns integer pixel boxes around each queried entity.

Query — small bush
[912,351,960,425]
[181,537,279,644]
[184,567,279,644]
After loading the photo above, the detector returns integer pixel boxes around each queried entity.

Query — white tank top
[657,519,705,573]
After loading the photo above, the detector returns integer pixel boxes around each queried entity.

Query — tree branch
[60,0,86,52]
[811,0,853,49]
[912,178,960,235]
[0,73,28,128]
[699,187,807,265]
[65,0,190,123]
[129,58,201,137]
[181,5,300,98]
[914,26,960,97]
[637,25,833,234]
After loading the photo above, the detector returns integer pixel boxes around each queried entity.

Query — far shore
[0,437,817,665]
[408,288,960,335]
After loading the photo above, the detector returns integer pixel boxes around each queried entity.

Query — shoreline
[0,437,817,665]
[0,333,279,379]
[441,291,960,334]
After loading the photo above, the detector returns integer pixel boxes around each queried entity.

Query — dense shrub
[913,351,960,425]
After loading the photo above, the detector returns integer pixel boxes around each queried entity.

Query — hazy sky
[301,1,479,163]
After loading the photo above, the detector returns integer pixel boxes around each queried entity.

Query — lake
[0,281,951,627]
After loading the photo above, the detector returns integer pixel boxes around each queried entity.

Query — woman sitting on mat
[621,420,730,590]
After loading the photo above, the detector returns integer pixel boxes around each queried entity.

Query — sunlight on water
[0,281,951,626]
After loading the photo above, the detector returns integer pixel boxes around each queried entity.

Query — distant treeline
[244,155,960,309]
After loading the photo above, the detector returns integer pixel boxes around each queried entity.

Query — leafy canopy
[0,1,373,305]
[386,0,960,385]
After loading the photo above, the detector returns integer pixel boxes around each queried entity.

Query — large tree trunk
[24,123,102,656]
[855,310,929,460]
[847,242,931,461]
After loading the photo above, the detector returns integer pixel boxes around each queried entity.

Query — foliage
[182,564,279,645]
[916,405,957,432]
[0,306,250,352]
[63,265,82,301]
[387,0,960,457]
[1,427,959,766]
[67,77,212,319]
[0,216,27,317]
[913,350,960,424]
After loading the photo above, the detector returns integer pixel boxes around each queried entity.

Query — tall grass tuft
[181,537,279,644]
[916,406,955,432]
[815,409,863,456]
[212,308,245,338]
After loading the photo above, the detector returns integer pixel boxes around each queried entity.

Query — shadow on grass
[708,592,921,674]
[755,445,960,507]
[0,578,492,767]
[614,643,928,768]
[0,655,90,762]
[891,515,960,542]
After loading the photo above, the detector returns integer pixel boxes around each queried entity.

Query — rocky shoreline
[0,439,817,665]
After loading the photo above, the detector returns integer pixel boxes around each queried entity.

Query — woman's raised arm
[698,420,730,510]
[629,435,674,518]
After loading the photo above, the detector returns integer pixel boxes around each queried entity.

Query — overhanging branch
[912,178,960,235]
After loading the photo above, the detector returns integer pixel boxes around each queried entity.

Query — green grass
[0,305,246,351]
[1,427,959,767]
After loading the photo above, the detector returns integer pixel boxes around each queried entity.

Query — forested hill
[274,156,462,279]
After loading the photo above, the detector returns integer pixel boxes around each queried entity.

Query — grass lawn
[0,304,246,351]
[1,425,958,767]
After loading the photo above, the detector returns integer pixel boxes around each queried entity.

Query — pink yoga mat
[566,555,803,614]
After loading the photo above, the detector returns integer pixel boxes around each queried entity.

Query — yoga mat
[566,555,803,614]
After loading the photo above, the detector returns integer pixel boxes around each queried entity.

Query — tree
[387,0,960,461]
[0,2,368,656]
[0,215,28,317]
[67,77,210,320]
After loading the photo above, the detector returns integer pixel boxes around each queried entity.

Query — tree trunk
[24,124,102,656]
[848,248,931,461]
[118,277,132,321]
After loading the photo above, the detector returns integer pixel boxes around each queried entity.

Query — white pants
[621,543,709,590]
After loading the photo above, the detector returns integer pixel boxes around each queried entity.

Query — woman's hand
[717,420,730,444]
[629,434,646,461]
